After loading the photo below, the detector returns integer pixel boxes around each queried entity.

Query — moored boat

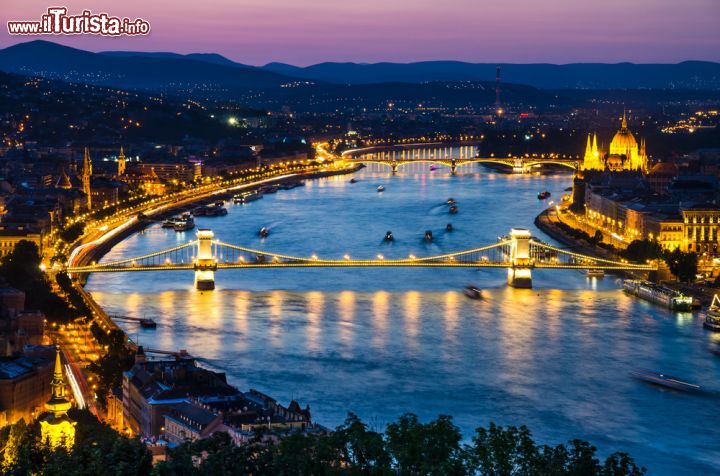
[623,280,693,311]
[704,294,720,331]
[173,214,195,232]
[140,318,157,329]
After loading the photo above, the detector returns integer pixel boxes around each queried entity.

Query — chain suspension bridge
[66,228,655,290]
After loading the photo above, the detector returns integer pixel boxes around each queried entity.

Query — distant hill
[101,50,243,68]
[262,60,720,89]
[0,40,297,91]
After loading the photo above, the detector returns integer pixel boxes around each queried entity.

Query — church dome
[609,112,637,155]
[610,129,637,151]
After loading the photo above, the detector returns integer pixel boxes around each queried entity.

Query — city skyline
[2,0,719,65]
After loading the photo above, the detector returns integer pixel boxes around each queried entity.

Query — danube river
[87,155,720,474]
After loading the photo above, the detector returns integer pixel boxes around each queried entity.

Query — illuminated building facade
[583,113,648,173]
[682,205,720,255]
[39,349,75,449]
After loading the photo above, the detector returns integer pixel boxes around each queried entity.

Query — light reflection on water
[88,155,720,474]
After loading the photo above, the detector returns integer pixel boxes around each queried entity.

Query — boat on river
[631,369,701,392]
[259,227,269,238]
[279,181,304,190]
[424,230,433,241]
[384,231,394,242]
[623,280,693,311]
[464,285,483,300]
[704,294,720,331]
[538,191,551,200]
[586,269,605,278]
[233,191,263,204]
[449,205,458,214]
[377,185,385,192]
[173,214,195,232]
[446,223,453,232]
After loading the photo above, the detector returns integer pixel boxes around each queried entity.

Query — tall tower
[117,146,126,176]
[40,348,76,449]
[82,147,92,210]
[495,66,502,112]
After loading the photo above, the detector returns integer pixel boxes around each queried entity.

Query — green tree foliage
[154,414,645,476]
[622,240,663,263]
[88,327,135,409]
[0,411,646,475]
[663,248,698,282]
[58,222,85,244]
[0,240,78,322]
[0,410,151,476]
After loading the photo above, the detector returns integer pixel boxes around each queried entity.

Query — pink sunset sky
[2,0,719,65]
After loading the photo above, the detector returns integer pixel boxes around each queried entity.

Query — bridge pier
[508,228,533,288]
[194,229,217,290]
[391,163,398,174]
[451,159,457,175]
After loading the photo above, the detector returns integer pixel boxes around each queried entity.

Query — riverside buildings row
[120,348,318,449]
[0,140,310,258]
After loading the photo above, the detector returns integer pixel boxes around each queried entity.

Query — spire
[41,347,76,449]
[53,347,63,380]
[46,347,72,417]
[592,133,598,156]
[621,108,628,129]
[82,147,92,210]
[118,145,126,176]
[585,134,592,157]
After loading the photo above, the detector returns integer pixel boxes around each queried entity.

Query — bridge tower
[194,229,217,290]
[507,227,533,288]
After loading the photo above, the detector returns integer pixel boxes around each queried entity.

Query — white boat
[173,214,195,232]
[377,185,385,192]
[704,294,720,331]
[586,269,605,278]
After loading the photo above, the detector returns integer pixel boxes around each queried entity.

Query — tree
[663,248,698,282]
[58,222,85,244]
[622,240,662,263]
[385,413,464,475]
[467,423,540,475]
[334,413,391,473]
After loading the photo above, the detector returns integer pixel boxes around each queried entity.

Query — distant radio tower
[495,66,502,115]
